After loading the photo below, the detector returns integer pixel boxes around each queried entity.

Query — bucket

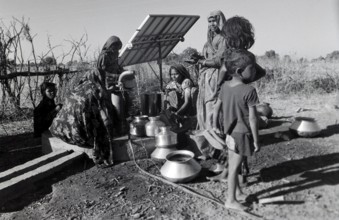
[111,91,128,135]
[140,93,163,116]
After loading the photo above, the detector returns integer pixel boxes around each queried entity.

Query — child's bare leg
[236,175,247,201]
[225,149,248,211]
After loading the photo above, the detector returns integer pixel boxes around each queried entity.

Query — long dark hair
[225,16,255,50]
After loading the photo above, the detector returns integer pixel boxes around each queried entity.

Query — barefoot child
[208,16,266,183]
[213,49,260,211]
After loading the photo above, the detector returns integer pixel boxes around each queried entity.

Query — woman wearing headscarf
[97,36,125,89]
[164,64,191,112]
[195,10,227,130]
[49,36,125,167]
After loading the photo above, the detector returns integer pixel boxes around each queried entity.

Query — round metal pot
[145,116,165,137]
[129,115,149,137]
[150,146,177,160]
[289,117,321,137]
[155,126,177,148]
[160,150,201,183]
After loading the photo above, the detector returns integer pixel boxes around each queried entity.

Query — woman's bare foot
[207,173,228,183]
[236,191,248,202]
[225,200,249,212]
[209,163,225,174]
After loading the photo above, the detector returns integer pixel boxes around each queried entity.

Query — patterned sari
[50,69,117,166]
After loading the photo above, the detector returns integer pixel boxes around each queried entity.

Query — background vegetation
[1,19,338,123]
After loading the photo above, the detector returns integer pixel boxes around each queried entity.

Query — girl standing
[207,16,265,183]
[213,49,260,211]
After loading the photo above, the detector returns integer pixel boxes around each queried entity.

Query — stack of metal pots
[129,115,149,137]
[151,126,178,159]
[145,116,165,137]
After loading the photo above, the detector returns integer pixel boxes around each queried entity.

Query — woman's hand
[212,126,221,134]
[254,141,260,153]
[55,104,62,112]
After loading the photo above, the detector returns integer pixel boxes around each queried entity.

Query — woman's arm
[212,99,222,132]
[249,105,260,152]
[197,58,222,69]
[176,88,191,116]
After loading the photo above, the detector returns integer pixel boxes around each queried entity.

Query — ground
[0,93,338,220]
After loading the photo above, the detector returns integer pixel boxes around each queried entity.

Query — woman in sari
[50,36,124,167]
[195,10,227,130]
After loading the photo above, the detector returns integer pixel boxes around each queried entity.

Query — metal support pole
[158,42,163,90]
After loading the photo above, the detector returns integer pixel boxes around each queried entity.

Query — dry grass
[255,58,339,95]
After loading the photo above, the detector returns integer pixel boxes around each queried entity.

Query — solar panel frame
[119,14,200,67]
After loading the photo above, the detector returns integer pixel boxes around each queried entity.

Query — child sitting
[176,78,198,117]
[213,49,260,211]
[33,82,62,137]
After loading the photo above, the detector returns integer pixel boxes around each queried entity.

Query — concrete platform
[0,150,71,183]
[0,150,84,205]
[42,132,156,162]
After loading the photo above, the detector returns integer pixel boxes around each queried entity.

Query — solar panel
[119,14,200,67]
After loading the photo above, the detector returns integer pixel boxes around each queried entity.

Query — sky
[1,0,338,61]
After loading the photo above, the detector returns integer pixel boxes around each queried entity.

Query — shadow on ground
[319,124,339,138]
[0,132,42,172]
[0,157,94,212]
[255,153,339,197]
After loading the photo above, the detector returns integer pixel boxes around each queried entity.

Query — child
[33,82,62,137]
[208,16,265,183]
[213,49,260,211]
[176,78,198,117]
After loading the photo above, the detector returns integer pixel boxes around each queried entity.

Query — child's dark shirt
[33,98,57,137]
[219,82,259,156]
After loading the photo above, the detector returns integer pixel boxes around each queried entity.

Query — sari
[50,36,123,166]
[197,10,227,130]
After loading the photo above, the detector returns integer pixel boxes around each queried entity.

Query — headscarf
[97,36,122,73]
[101,36,122,52]
[207,10,227,45]
[169,64,191,81]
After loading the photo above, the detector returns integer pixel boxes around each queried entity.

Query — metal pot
[129,115,149,137]
[150,147,177,160]
[289,117,321,137]
[155,126,177,148]
[145,116,165,137]
[140,93,163,116]
[160,150,201,183]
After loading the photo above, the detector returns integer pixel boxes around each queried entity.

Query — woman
[163,64,197,131]
[97,36,125,90]
[164,64,191,112]
[50,36,124,167]
[195,10,227,130]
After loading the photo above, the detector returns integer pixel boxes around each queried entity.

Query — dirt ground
[0,93,339,220]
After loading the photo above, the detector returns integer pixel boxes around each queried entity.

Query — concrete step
[0,151,84,205]
[0,150,72,183]
[42,132,156,162]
